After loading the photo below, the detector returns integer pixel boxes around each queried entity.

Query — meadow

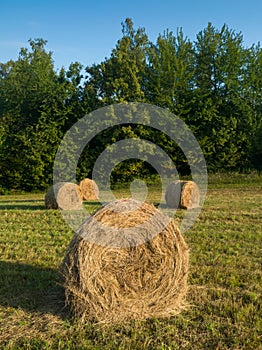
[0,174,261,349]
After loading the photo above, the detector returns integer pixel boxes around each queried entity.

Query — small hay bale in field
[45,182,82,210]
[79,178,99,201]
[165,180,200,209]
[61,198,189,323]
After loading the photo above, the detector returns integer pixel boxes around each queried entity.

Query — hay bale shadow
[0,260,66,318]
[0,199,45,210]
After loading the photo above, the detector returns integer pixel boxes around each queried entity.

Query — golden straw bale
[45,182,82,210]
[61,198,189,323]
[165,180,200,209]
[79,178,99,201]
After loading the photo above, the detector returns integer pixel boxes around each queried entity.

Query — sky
[1,0,261,70]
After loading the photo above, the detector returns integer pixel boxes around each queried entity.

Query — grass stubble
[0,174,261,349]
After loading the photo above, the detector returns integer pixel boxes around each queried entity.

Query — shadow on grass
[0,200,102,211]
[0,260,67,318]
[0,204,45,210]
[0,199,45,210]
[0,199,43,203]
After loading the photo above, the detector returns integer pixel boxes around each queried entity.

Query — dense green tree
[0,39,92,190]
[0,20,261,192]
[78,19,152,181]
[190,23,260,170]
[86,18,148,104]
[250,126,262,173]
[0,39,59,190]
[146,29,195,116]
[243,43,262,169]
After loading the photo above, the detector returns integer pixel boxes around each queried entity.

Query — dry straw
[45,182,82,210]
[61,198,189,324]
[165,180,200,209]
[79,178,99,201]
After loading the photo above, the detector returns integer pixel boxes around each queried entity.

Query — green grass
[0,175,261,349]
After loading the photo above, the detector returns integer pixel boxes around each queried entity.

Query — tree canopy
[0,19,261,192]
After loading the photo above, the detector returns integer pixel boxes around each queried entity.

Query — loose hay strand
[61,199,189,323]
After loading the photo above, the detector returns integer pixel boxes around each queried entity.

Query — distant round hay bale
[61,198,189,323]
[79,178,99,201]
[165,180,200,209]
[45,182,82,210]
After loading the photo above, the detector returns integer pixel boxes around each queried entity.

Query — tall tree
[243,43,262,169]
[146,28,195,117]
[0,39,93,191]
[0,39,59,190]
[191,23,258,170]
[86,18,148,104]
[78,19,152,182]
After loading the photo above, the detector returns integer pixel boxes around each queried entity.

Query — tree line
[0,18,261,192]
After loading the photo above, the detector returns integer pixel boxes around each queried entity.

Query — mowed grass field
[0,174,261,349]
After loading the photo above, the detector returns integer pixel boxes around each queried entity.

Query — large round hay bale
[79,178,99,201]
[61,198,189,323]
[45,182,82,210]
[165,180,200,209]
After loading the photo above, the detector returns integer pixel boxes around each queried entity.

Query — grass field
[0,174,261,349]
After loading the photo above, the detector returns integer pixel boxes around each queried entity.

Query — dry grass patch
[0,175,261,349]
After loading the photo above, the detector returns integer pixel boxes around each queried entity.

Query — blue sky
[1,0,261,70]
